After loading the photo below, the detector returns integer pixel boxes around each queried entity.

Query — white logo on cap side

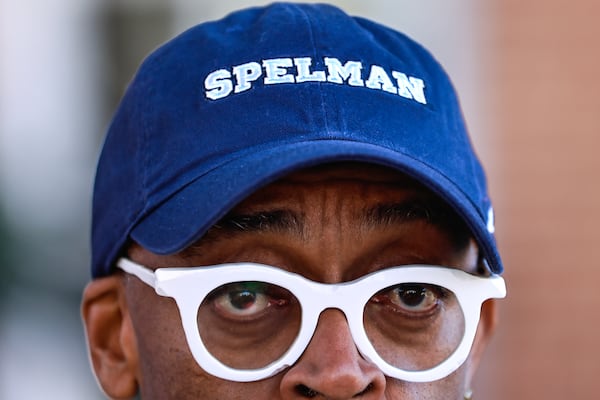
[487,206,495,234]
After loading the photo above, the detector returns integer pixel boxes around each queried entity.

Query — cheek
[136,298,189,371]
[126,279,200,396]
[125,279,284,399]
[384,364,469,400]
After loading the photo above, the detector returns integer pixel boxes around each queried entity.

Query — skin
[82,163,498,399]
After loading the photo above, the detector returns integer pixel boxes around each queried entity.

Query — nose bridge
[313,307,356,351]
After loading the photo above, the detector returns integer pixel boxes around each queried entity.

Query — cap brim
[131,139,502,273]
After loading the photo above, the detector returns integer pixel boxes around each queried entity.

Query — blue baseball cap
[92,2,502,277]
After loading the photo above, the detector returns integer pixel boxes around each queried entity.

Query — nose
[280,309,386,399]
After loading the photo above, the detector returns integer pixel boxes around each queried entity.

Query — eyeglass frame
[117,257,506,383]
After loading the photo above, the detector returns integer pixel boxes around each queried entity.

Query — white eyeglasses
[117,258,505,383]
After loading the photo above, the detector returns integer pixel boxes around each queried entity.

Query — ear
[465,299,499,384]
[81,276,139,399]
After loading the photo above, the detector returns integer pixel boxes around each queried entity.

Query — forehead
[203,161,474,259]
[275,162,421,185]
[234,162,434,208]
[132,161,477,274]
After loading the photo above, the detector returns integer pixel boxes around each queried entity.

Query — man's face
[83,163,496,399]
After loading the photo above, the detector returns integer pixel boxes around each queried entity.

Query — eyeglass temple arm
[117,258,156,288]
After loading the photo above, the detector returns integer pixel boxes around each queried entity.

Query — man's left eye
[390,284,439,311]
[371,283,445,316]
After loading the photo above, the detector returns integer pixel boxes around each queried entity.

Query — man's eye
[373,283,444,315]
[228,289,262,310]
[211,282,289,319]
[216,285,269,316]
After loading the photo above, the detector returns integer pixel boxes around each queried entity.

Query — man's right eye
[210,282,290,320]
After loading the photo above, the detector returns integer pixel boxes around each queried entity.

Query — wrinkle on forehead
[178,163,474,264]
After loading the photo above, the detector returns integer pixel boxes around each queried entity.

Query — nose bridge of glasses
[301,280,370,327]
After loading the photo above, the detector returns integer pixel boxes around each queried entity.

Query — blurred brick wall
[474,1,600,398]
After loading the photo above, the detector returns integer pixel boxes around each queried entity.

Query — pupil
[399,286,425,307]
[230,290,256,309]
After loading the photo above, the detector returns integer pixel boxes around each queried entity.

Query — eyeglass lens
[364,283,464,371]
[196,280,464,371]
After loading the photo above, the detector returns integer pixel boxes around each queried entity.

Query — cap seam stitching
[140,84,151,217]
[296,4,330,137]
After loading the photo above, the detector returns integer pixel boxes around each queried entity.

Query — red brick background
[474,1,600,398]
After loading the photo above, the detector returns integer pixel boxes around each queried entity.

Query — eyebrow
[362,198,472,249]
[206,199,443,239]
[362,198,452,228]
[182,194,468,252]
[177,209,305,258]
[211,209,304,235]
